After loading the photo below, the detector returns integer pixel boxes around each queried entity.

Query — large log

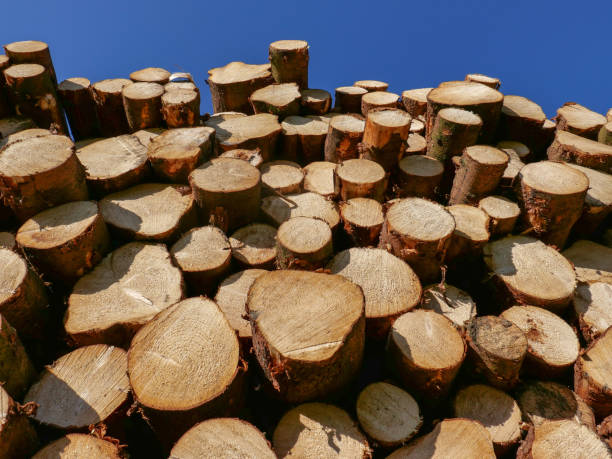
[250,83,301,118]
[336,158,386,202]
[556,102,607,140]
[396,155,443,199]
[303,161,338,198]
[478,195,520,237]
[547,129,612,173]
[212,113,281,161]
[207,62,273,114]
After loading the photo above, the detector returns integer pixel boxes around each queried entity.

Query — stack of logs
[0,39,611,459]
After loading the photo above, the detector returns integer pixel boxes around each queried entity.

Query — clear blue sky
[3,0,610,118]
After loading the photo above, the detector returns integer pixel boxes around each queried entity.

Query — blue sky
[3,0,610,118]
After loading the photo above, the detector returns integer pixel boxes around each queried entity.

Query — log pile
[0,38,611,459]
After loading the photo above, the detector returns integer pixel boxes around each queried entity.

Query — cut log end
[361,91,399,116]
[401,87,432,117]
[276,216,332,270]
[229,223,277,269]
[250,83,301,118]
[129,67,171,84]
[303,161,338,198]
[556,102,607,140]
[339,198,383,247]
[261,191,340,231]
[354,80,389,92]
[465,73,500,89]
[336,158,386,202]
[261,160,304,194]
[32,434,122,459]
[478,195,520,237]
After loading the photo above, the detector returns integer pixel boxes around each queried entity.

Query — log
[261,160,304,195]
[250,83,301,118]
[161,89,200,128]
[356,382,421,448]
[574,327,612,419]
[171,418,275,459]
[478,195,520,237]
[190,157,261,232]
[556,102,607,140]
[3,64,67,134]
[396,155,443,199]
[465,73,500,89]
[276,216,333,270]
[76,135,150,197]
[449,145,509,205]
[0,55,13,118]
[57,77,100,140]
[339,198,383,247]
[207,62,273,113]
[387,309,465,399]
[303,161,338,198]
[100,183,197,242]
[497,95,546,149]
[336,158,386,201]
[261,192,340,230]
[533,118,557,158]
[387,418,495,459]
[405,132,427,155]
[484,236,577,312]
[128,297,244,446]
[497,140,528,188]
[0,133,88,222]
[380,197,455,283]
[268,40,309,89]
[328,247,421,339]
[517,420,610,459]
[599,121,612,145]
[247,270,365,402]
[170,226,232,296]
[122,82,163,131]
[229,223,277,269]
[25,344,130,432]
[65,242,184,346]
[354,80,389,92]
[148,126,214,183]
[563,240,612,283]
[334,86,367,113]
[420,283,477,329]
[548,129,612,173]
[445,204,490,265]
[91,78,132,136]
[501,305,579,378]
[426,107,482,163]
[516,380,596,429]
[129,67,170,84]
[203,111,246,129]
[409,117,425,135]
[16,200,111,286]
[164,81,197,92]
[132,126,165,146]
[214,269,268,348]
[361,91,399,116]
[324,114,365,162]
[453,384,522,455]
[32,434,121,459]
[426,82,503,143]
[280,115,328,164]
[0,385,38,459]
[360,109,412,171]
[4,40,57,86]
[565,164,612,237]
[465,316,527,390]
[273,403,369,458]
[574,282,612,343]
[213,113,281,161]
[401,88,432,118]
[300,88,331,115]
[0,249,49,339]
[0,116,35,138]
[518,161,588,249]
[219,148,264,168]
[0,314,36,398]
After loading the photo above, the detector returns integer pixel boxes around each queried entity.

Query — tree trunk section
[339,198,383,247]
[336,158,386,202]
[207,62,273,114]
[547,129,612,173]
[276,216,333,270]
[92,79,132,136]
[324,115,365,163]
[4,40,57,86]
[426,107,482,163]
[269,40,309,89]
[161,89,200,128]
[478,195,520,238]
[334,86,367,113]
[360,109,411,171]
[122,82,163,131]
[0,314,37,399]
[57,77,100,140]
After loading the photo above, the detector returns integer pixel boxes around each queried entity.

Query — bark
[426,108,482,163]
[334,86,367,113]
[396,155,443,199]
[57,77,100,140]
[122,82,163,131]
[92,79,132,136]
[360,108,411,171]
[0,386,39,459]
[269,40,309,89]
[324,115,365,162]
[547,129,612,173]
[0,315,37,399]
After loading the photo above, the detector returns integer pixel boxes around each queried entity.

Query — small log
[0,133,88,222]
[401,87,432,118]
[269,40,309,89]
[32,434,121,459]
[532,118,557,158]
[190,158,261,232]
[0,385,38,458]
[396,155,443,199]
[248,270,365,402]
[556,102,607,140]
[128,298,244,446]
[465,73,500,89]
[339,198,383,247]
[478,195,520,237]
[361,91,399,117]
[356,382,421,448]
[261,160,304,195]
[276,216,333,270]
[129,67,170,84]
[409,117,425,135]
[16,201,111,286]
[453,384,522,455]
[207,62,273,113]
[465,316,527,390]
[300,88,331,115]
[501,305,579,378]
[405,132,427,155]
[171,418,275,459]
[328,247,421,339]
[563,240,612,284]
[518,161,588,249]
[171,226,231,296]
[65,242,184,347]
[213,113,281,161]
[164,81,197,92]
[122,82,163,131]
[334,86,367,113]
[0,314,36,398]
[380,197,455,283]
[148,126,214,183]
[250,83,301,118]
[445,204,490,265]
[100,183,196,242]
[25,345,130,433]
[574,282,612,343]
[0,116,35,138]
[426,107,482,163]
[280,115,328,164]
[497,95,546,148]
[261,191,340,230]
[354,80,388,92]
[547,129,612,172]
[324,114,365,162]
[229,223,277,269]
[420,283,477,329]
[360,109,411,171]
[273,403,369,458]
[303,161,338,198]
[76,135,149,197]
[3,64,67,133]
[497,140,528,188]
[449,145,509,205]
[57,77,100,140]
[336,158,386,201]
[203,111,246,128]
[92,78,132,136]
[4,40,57,85]
[219,148,263,168]
[161,89,200,128]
